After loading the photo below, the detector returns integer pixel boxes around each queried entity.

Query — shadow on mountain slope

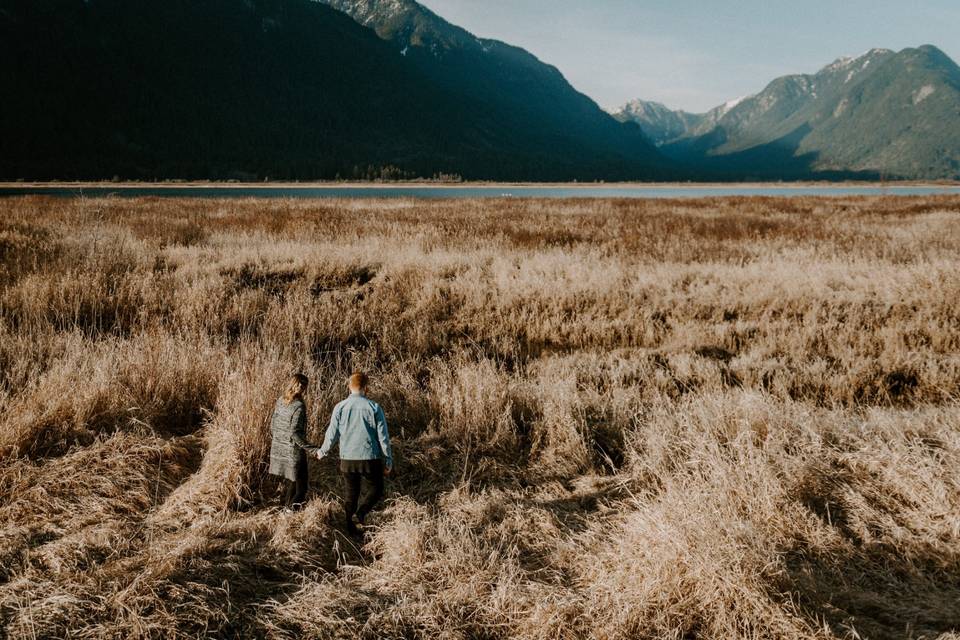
[664,123,888,181]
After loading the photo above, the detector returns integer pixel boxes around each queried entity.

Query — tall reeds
[0,195,958,638]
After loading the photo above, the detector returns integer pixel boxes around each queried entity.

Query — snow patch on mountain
[834,98,849,117]
[913,84,936,104]
[326,0,411,26]
[717,95,750,117]
[825,56,855,73]
[826,48,891,76]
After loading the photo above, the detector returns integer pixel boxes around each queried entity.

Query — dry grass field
[0,195,958,639]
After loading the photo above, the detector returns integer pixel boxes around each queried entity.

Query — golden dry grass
[0,194,958,639]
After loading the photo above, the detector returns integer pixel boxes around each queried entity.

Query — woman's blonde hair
[282,373,309,404]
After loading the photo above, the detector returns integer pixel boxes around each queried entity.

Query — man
[317,372,393,536]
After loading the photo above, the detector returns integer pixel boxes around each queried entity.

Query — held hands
[312,449,391,474]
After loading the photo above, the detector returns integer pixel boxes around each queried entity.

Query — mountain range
[1,0,958,181]
[614,46,960,180]
[0,0,666,181]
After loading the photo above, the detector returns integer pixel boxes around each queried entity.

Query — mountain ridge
[0,0,669,181]
[614,46,960,179]
[3,0,956,182]
[316,0,668,177]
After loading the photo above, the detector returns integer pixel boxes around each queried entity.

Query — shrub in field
[0,332,221,458]
[0,222,61,286]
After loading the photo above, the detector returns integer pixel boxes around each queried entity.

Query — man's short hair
[349,372,369,389]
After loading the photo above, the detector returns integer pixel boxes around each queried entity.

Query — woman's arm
[289,404,319,454]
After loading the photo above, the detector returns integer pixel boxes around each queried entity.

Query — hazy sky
[418,0,960,113]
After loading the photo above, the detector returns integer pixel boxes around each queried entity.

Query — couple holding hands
[268,371,393,536]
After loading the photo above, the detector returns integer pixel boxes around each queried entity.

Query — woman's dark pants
[283,451,309,509]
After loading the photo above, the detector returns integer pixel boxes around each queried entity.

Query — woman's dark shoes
[345,513,364,537]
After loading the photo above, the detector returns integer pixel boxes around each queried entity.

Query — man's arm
[318,404,342,459]
[375,405,393,471]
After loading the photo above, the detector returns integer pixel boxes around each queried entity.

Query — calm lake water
[2,185,960,199]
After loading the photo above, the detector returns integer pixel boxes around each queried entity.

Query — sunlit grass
[0,195,958,638]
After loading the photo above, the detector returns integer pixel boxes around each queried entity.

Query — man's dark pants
[341,459,385,527]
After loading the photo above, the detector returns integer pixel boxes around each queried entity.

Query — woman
[269,373,319,511]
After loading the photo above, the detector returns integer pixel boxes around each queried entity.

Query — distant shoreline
[2,180,959,190]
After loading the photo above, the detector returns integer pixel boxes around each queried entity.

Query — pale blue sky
[419,0,960,113]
